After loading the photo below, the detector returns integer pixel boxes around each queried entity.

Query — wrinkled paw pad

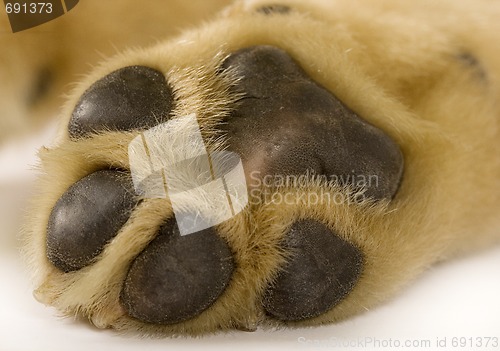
[69,66,174,138]
[41,45,404,330]
[263,220,363,321]
[120,218,234,325]
[47,170,138,272]
[222,46,404,200]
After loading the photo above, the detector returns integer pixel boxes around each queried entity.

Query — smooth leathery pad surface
[120,218,234,325]
[222,46,404,200]
[69,66,173,138]
[263,220,363,321]
[46,170,137,272]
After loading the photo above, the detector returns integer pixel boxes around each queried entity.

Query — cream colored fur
[8,0,500,336]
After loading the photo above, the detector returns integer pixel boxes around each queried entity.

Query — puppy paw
[26,4,499,333]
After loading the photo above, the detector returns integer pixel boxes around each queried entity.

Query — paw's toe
[263,220,363,321]
[46,170,138,272]
[69,66,173,138]
[120,218,234,325]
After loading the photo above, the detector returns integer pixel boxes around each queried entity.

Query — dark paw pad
[222,46,404,200]
[46,170,138,272]
[263,220,363,321]
[69,66,173,138]
[120,218,234,325]
[256,4,291,15]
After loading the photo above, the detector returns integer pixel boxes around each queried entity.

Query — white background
[0,126,499,351]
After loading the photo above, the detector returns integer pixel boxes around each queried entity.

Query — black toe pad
[69,66,173,138]
[263,220,363,321]
[46,170,137,272]
[222,46,404,200]
[120,218,234,325]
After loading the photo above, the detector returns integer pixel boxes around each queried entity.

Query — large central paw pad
[34,45,404,333]
[222,46,403,200]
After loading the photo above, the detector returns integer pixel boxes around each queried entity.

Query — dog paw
[26,41,411,336]
[20,0,500,338]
